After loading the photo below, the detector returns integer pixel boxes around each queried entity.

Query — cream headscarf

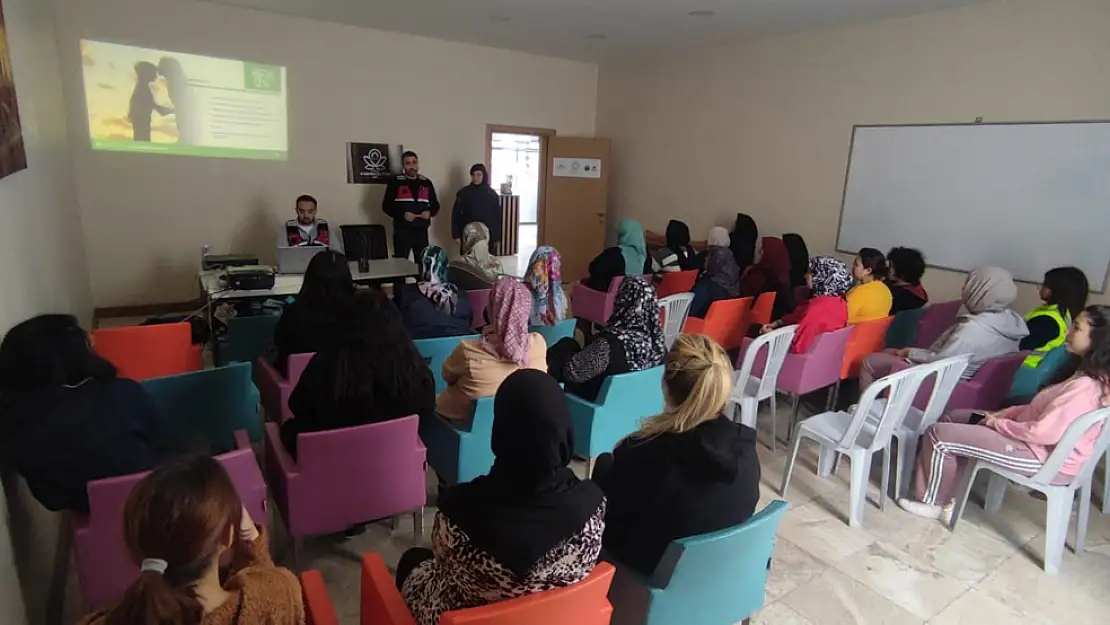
[962,266,1018,314]
[707,227,731,248]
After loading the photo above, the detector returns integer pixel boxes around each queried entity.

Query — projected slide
[80,40,287,160]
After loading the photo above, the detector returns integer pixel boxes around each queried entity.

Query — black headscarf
[469,163,492,189]
[664,220,697,270]
[782,233,810,287]
[729,213,758,270]
[437,370,604,579]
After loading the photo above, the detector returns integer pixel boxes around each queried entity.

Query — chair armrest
[361,553,417,625]
[684,317,705,334]
[263,422,299,478]
[565,392,603,413]
[233,429,252,451]
[301,569,339,625]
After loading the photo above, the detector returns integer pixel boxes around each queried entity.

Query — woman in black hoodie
[592,333,760,578]
[451,164,503,246]
[0,315,181,513]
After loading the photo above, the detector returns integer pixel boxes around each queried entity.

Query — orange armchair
[840,316,895,380]
[301,569,340,625]
[92,322,202,380]
[683,297,753,350]
[655,270,698,299]
[747,291,777,327]
[360,553,617,625]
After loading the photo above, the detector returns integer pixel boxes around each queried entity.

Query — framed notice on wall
[347,142,403,184]
[553,157,601,178]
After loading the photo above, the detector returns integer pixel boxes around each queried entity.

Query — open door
[542,137,610,282]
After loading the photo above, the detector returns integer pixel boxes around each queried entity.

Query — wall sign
[553,157,601,179]
[347,142,399,184]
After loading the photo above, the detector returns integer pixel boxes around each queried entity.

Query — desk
[199,259,419,304]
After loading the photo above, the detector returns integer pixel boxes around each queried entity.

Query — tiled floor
[277,404,1110,625]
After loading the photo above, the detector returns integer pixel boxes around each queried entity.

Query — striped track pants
[914,409,1043,505]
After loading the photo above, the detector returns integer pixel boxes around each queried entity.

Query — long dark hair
[328,291,433,403]
[1045,304,1110,390]
[1042,266,1089,321]
[103,455,242,625]
[0,314,116,397]
[297,251,355,317]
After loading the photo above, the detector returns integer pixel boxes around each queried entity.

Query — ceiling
[201,0,993,61]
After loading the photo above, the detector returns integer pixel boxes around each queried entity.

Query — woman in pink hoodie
[898,304,1110,521]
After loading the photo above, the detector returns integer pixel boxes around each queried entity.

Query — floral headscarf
[807,256,853,298]
[418,246,459,314]
[606,278,666,371]
[479,278,533,365]
[524,246,567,326]
[461,222,501,278]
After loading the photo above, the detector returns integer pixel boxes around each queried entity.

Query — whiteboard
[836,122,1110,290]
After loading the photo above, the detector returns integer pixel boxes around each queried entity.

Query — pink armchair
[72,431,266,610]
[467,289,491,330]
[571,276,625,326]
[263,416,427,563]
[254,353,314,423]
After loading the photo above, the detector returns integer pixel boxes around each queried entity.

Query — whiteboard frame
[834,120,1110,293]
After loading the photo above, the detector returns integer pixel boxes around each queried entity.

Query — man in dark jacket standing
[383,150,439,260]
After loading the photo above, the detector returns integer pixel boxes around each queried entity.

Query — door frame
[485,124,556,246]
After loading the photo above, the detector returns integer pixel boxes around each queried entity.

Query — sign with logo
[347,142,396,184]
[552,157,601,179]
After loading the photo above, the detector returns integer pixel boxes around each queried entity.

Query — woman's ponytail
[103,569,203,625]
[636,334,733,439]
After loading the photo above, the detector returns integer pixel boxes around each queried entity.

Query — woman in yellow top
[436,277,547,421]
[846,248,893,323]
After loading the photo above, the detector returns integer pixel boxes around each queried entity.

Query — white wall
[597,0,1110,310]
[1,0,93,621]
[51,0,599,308]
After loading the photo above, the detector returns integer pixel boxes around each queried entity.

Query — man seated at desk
[279,194,343,251]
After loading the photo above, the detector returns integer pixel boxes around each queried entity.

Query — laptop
[277,246,327,275]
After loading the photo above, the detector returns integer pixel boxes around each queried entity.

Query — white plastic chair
[948,406,1110,575]
[727,325,798,451]
[781,364,931,527]
[862,355,971,498]
[659,293,695,350]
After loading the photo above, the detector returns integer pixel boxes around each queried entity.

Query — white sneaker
[897,498,954,523]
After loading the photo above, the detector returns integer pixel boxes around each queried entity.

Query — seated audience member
[583,219,652,291]
[689,227,741,318]
[760,256,852,353]
[278,194,340,250]
[396,246,473,339]
[0,315,181,513]
[782,233,810,288]
[729,213,758,271]
[78,455,302,625]
[451,164,502,246]
[281,291,435,456]
[271,250,355,375]
[548,278,666,402]
[897,305,1110,521]
[437,279,547,421]
[1020,266,1089,368]
[524,246,567,326]
[650,220,699,274]
[448,222,501,291]
[846,247,893,323]
[583,247,626,292]
[885,246,929,314]
[861,266,1028,387]
[398,370,605,625]
[593,334,760,578]
[739,236,795,320]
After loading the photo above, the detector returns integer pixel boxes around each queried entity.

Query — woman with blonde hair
[592,334,760,577]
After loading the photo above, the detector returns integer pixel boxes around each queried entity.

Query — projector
[225,265,276,291]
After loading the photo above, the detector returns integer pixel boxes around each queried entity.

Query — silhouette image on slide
[158,57,196,145]
[128,61,172,142]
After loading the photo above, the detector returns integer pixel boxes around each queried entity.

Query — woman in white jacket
[860,266,1029,388]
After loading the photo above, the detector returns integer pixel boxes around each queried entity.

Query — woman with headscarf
[861,266,1029,388]
[760,256,852,353]
[689,227,741,318]
[396,245,473,339]
[399,370,606,625]
[782,233,810,288]
[282,291,435,457]
[436,278,547,421]
[451,163,502,245]
[729,213,758,271]
[548,278,667,402]
[650,220,699,274]
[582,218,651,291]
[448,222,502,291]
[524,246,567,326]
[739,236,796,320]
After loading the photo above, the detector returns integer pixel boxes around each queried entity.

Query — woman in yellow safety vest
[1019,267,1089,368]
